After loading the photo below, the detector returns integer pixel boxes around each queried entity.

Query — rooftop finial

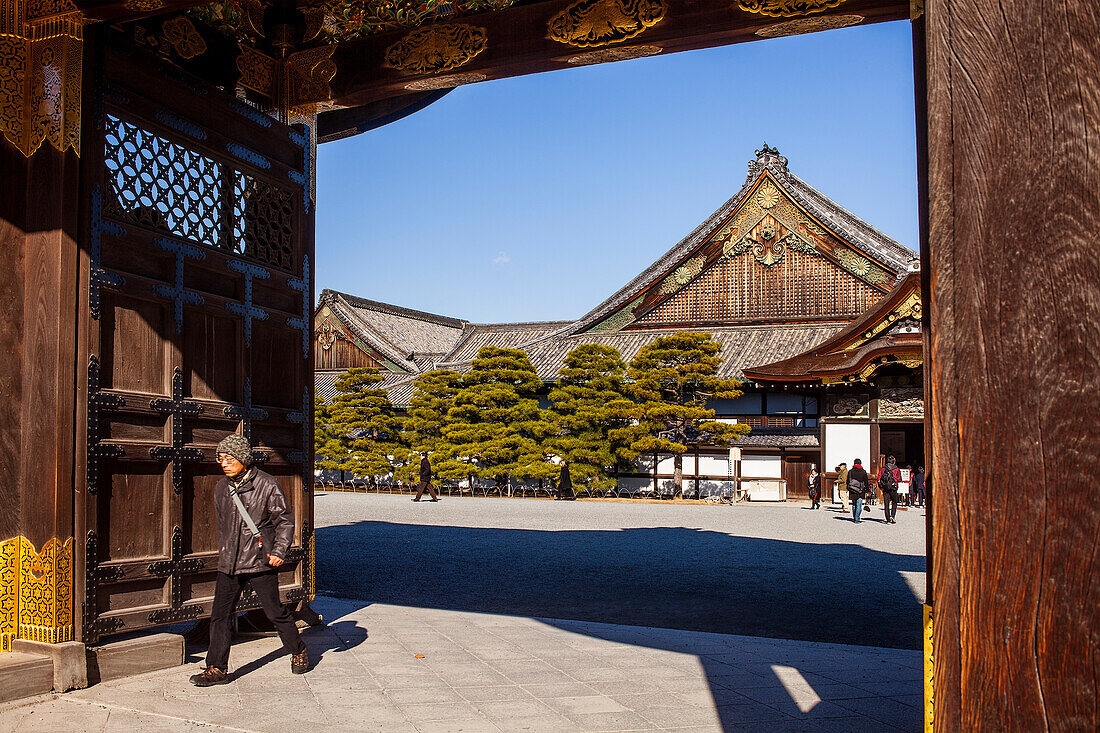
[747,142,788,183]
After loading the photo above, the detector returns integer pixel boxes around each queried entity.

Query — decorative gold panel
[0,0,84,158]
[588,295,643,333]
[386,24,487,75]
[755,14,862,38]
[548,0,664,48]
[1,536,73,651]
[737,0,848,17]
[237,43,336,115]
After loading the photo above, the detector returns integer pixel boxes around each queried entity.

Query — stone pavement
[0,596,922,732]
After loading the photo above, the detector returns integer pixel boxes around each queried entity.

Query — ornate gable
[314,307,402,371]
[630,170,896,327]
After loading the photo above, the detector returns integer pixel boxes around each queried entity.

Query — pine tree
[438,346,550,491]
[546,343,642,495]
[398,369,462,484]
[313,388,344,476]
[627,332,749,498]
[326,367,404,486]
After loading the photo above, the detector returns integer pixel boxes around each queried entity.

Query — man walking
[847,458,869,523]
[190,434,309,686]
[414,452,439,502]
[876,455,902,524]
[835,462,849,512]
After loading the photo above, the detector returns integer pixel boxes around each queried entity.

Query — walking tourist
[912,465,926,507]
[414,452,440,502]
[848,458,869,523]
[835,462,848,512]
[877,455,902,524]
[556,461,575,500]
[808,465,821,509]
[191,434,309,687]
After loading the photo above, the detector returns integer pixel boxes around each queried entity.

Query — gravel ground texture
[315,494,926,651]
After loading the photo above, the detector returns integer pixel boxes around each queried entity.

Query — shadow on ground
[317,521,924,650]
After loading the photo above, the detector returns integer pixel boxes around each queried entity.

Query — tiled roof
[439,321,574,367]
[737,432,820,448]
[435,322,843,383]
[568,145,916,335]
[319,290,467,370]
[315,369,420,404]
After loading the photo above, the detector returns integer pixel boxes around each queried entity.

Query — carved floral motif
[548,0,665,48]
[737,0,848,17]
[879,387,924,419]
[406,71,487,90]
[386,24,488,74]
[162,16,207,59]
[566,45,662,65]
[754,14,863,38]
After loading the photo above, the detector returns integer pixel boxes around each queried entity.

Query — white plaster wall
[825,423,872,472]
[741,455,782,478]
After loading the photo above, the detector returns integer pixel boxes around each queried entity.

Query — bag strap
[228,474,260,540]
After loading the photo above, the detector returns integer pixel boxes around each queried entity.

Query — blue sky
[316,20,917,324]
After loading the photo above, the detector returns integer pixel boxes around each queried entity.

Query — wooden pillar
[927,1,1100,728]
[0,91,84,652]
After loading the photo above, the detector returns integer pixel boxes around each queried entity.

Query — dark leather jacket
[215,468,295,575]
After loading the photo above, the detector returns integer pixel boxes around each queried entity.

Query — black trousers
[414,480,438,500]
[883,492,898,520]
[207,570,304,671]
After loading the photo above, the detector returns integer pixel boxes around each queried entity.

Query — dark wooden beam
[329,0,910,108]
[928,0,1100,729]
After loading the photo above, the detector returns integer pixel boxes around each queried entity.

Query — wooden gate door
[74,40,315,643]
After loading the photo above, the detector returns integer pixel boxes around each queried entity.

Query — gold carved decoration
[737,0,848,17]
[318,321,337,350]
[161,16,207,60]
[589,295,643,333]
[1,536,73,651]
[0,1,84,158]
[658,255,706,294]
[756,182,779,209]
[548,0,665,49]
[237,43,336,116]
[406,71,487,90]
[124,0,164,11]
[852,288,922,349]
[566,45,661,65]
[911,0,924,20]
[385,24,487,75]
[755,14,863,38]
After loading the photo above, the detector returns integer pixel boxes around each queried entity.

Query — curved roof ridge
[320,288,467,329]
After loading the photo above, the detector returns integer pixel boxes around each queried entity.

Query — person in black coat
[847,458,870,523]
[556,462,575,500]
[808,466,822,509]
[414,453,439,502]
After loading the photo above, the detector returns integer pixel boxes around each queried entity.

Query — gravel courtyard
[315,494,926,651]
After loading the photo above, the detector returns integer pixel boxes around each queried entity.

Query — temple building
[315,145,923,498]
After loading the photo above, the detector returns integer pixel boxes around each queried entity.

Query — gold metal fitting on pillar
[1,536,74,652]
[0,0,87,157]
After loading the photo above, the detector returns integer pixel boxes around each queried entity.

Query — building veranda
[315,145,925,500]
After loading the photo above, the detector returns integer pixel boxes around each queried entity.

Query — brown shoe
[291,648,310,674]
[190,666,229,687]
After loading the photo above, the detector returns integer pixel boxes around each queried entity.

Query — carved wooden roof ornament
[737,0,850,17]
[385,23,488,74]
[547,0,665,48]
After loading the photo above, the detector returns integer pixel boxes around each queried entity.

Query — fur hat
[216,433,252,466]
